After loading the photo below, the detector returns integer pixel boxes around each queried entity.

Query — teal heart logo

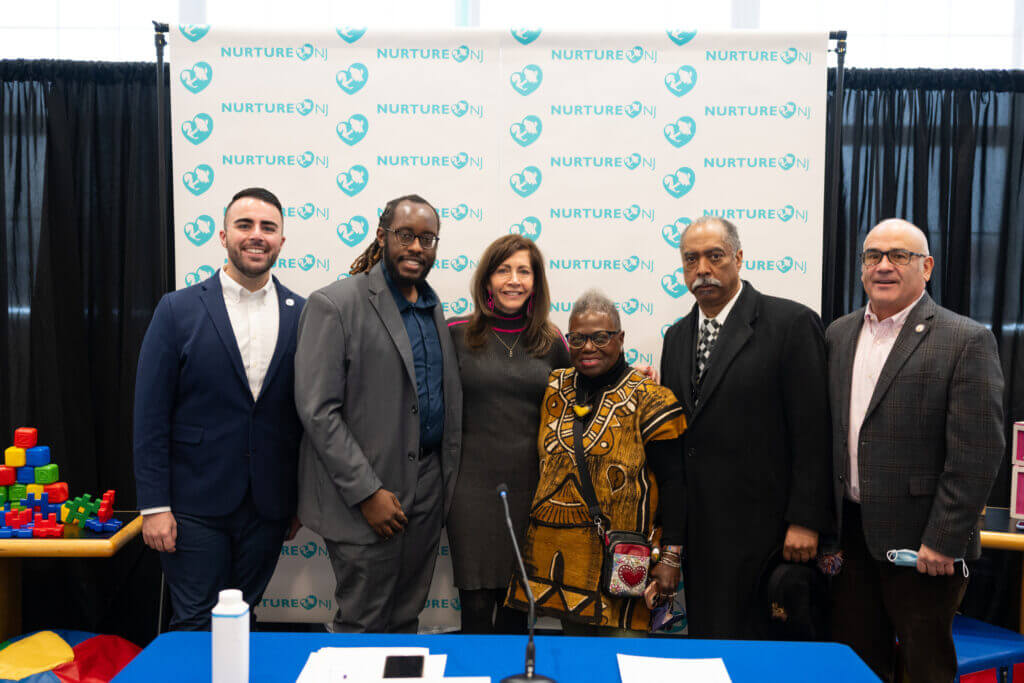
[661,217,691,248]
[296,99,314,116]
[297,43,315,61]
[663,116,696,147]
[336,114,369,145]
[626,101,643,118]
[452,45,470,62]
[297,203,315,220]
[663,167,695,198]
[451,298,471,315]
[622,257,640,273]
[510,65,543,96]
[182,164,214,195]
[779,153,796,170]
[626,46,644,63]
[510,115,542,146]
[451,152,469,169]
[337,165,369,196]
[299,542,318,559]
[336,63,369,94]
[452,255,469,272]
[779,205,795,222]
[181,113,213,145]
[509,216,542,241]
[661,267,689,298]
[664,66,697,97]
[781,47,798,64]
[624,204,641,221]
[185,265,216,286]
[776,256,794,273]
[298,254,316,272]
[780,101,797,119]
[337,216,369,247]
[297,151,315,168]
[452,100,469,117]
[666,30,697,46]
[184,214,215,246]
[621,298,640,314]
[624,348,639,364]
[511,28,541,45]
[180,61,213,94]
[624,153,642,170]
[451,204,469,220]
[336,27,366,43]
[179,25,210,42]
[300,594,318,610]
[510,166,542,197]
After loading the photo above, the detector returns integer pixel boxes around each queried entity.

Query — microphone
[497,484,555,683]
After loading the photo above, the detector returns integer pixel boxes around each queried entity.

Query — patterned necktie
[695,318,721,385]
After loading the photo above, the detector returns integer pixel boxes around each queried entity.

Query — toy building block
[25,484,43,498]
[21,493,46,510]
[102,518,123,532]
[0,466,14,486]
[34,464,58,484]
[16,467,35,484]
[32,512,63,538]
[0,527,11,538]
[25,446,50,467]
[0,486,6,505]
[8,484,27,502]
[4,447,25,468]
[5,508,31,528]
[13,428,37,449]
[86,517,123,533]
[97,490,116,522]
[62,494,100,527]
[14,526,33,538]
[43,482,68,504]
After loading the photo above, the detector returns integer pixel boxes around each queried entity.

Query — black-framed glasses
[860,248,927,267]
[566,330,621,349]
[384,227,439,249]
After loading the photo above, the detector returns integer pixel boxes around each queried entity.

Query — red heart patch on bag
[618,565,646,587]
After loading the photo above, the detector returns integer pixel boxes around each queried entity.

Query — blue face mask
[886,549,969,577]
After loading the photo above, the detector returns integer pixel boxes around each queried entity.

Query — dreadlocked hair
[347,194,440,275]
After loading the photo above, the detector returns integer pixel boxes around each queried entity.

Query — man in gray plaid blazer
[826,219,1004,682]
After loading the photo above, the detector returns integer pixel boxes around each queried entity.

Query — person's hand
[285,516,302,541]
[142,511,178,553]
[782,524,818,563]
[635,365,660,383]
[916,544,955,576]
[359,488,408,539]
[648,562,681,608]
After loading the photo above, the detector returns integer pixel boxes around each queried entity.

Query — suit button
[838,474,845,482]
[412,405,418,414]
[408,452,415,461]
[687,448,695,458]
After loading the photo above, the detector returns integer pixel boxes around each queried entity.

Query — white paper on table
[617,653,732,683]
[295,646,431,682]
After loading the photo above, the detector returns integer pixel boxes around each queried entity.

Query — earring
[527,294,534,315]
[486,294,494,311]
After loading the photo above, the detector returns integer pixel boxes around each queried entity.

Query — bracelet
[657,556,681,569]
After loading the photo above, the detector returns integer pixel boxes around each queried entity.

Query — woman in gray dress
[446,234,570,633]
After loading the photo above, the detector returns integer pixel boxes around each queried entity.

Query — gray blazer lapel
[367,264,417,388]
[864,294,936,420]
[693,283,756,419]
[198,271,250,394]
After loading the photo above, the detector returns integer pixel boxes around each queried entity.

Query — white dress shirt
[846,292,924,502]
[142,269,280,517]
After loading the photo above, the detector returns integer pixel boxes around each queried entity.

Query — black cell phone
[382,655,425,678]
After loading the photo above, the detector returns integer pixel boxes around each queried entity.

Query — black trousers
[831,500,967,682]
[458,588,527,634]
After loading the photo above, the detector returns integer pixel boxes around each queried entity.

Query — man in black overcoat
[660,217,834,638]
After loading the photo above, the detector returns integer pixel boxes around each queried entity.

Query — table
[113,631,878,682]
[980,506,1024,633]
[0,512,141,643]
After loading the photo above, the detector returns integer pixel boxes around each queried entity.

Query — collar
[489,308,528,333]
[381,261,439,312]
[698,280,743,328]
[219,268,275,304]
[865,290,925,328]
[575,354,629,404]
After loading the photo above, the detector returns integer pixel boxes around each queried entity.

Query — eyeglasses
[860,248,927,267]
[566,330,621,349]
[384,227,439,250]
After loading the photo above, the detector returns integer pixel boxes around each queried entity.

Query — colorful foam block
[25,483,43,498]
[85,517,122,533]
[97,489,116,522]
[22,492,46,509]
[5,508,31,528]
[0,527,11,538]
[25,445,50,467]
[0,466,14,486]
[13,427,37,449]
[9,483,27,501]
[62,494,100,527]
[34,463,58,484]
[14,526,33,538]
[16,466,35,484]
[44,482,68,504]
[4,447,25,468]
[0,486,6,505]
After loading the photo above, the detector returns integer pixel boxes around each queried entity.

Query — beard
[383,238,433,288]
[227,241,276,279]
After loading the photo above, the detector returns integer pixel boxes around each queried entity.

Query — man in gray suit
[294,194,462,633]
[826,218,1004,681]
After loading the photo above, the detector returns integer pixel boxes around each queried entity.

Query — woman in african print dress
[507,290,687,635]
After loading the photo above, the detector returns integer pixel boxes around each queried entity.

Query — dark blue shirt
[382,265,444,449]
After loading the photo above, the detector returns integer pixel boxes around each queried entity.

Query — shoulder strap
[571,417,607,532]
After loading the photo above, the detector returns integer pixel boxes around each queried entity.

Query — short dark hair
[349,194,440,275]
[225,187,284,225]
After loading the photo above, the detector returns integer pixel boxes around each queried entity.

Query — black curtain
[0,59,172,645]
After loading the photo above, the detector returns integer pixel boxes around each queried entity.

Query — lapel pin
[915,324,924,333]
[286,298,295,307]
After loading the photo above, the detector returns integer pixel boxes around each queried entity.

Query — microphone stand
[497,485,555,683]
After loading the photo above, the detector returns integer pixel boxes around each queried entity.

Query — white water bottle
[212,589,249,683]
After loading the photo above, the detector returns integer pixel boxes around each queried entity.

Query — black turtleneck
[574,353,629,407]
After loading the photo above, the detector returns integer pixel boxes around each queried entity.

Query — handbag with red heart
[599,531,653,598]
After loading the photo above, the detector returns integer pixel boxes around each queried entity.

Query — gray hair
[569,289,621,330]
[680,216,742,254]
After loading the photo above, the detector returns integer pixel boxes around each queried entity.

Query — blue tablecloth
[113,632,878,682]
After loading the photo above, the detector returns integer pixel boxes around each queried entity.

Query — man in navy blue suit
[133,187,305,630]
